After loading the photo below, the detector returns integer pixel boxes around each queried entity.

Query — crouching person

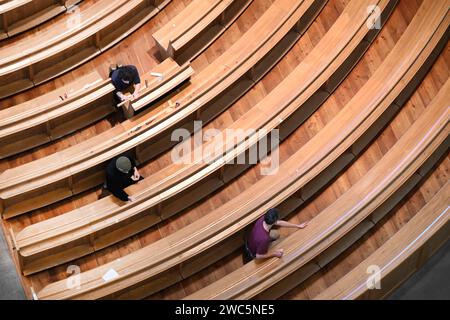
[109,64,142,102]
[244,208,308,262]
[105,155,143,202]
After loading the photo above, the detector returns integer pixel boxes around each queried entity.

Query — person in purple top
[244,208,308,262]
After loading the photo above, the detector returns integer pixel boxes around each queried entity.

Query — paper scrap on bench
[31,287,38,300]
[102,268,119,282]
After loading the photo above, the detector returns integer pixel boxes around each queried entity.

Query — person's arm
[131,167,141,181]
[133,83,141,99]
[131,65,141,99]
[255,249,284,260]
[275,220,309,229]
[110,185,130,202]
[116,91,128,101]
[107,175,131,201]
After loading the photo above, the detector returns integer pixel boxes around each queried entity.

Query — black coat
[106,156,137,201]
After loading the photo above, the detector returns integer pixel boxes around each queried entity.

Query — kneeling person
[244,208,308,261]
[105,155,142,202]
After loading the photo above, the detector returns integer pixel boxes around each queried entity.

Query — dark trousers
[243,240,256,264]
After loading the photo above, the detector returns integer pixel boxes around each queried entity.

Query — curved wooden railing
[12,0,392,276]
[185,74,450,299]
[35,0,448,299]
[0,0,172,98]
[153,0,253,63]
[0,0,323,218]
[0,58,192,158]
[314,180,449,300]
[0,0,81,39]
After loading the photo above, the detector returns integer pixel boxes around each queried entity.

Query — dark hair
[120,68,133,82]
[264,208,279,225]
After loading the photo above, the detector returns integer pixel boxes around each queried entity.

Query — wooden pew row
[12,0,392,275]
[0,0,324,217]
[0,0,125,83]
[0,58,189,159]
[314,181,449,300]
[184,76,450,300]
[35,0,447,299]
[0,0,82,40]
[0,0,171,99]
[0,72,111,158]
[117,61,194,119]
[153,0,253,64]
[257,106,450,299]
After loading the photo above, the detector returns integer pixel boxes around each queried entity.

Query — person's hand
[130,168,140,181]
[132,91,140,100]
[133,167,141,179]
[128,195,135,202]
[273,249,284,258]
[297,221,309,229]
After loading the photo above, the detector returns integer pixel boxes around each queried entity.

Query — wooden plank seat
[0,58,189,159]
[35,0,448,299]
[0,72,109,158]
[117,60,194,119]
[314,181,450,300]
[0,0,81,40]
[153,0,253,64]
[0,0,172,99]
[184,75,450,300]
[12,0,393,276]
[0,0,324,218]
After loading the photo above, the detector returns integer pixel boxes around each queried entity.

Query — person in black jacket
[105,155,142,201]
[109,65,142,102]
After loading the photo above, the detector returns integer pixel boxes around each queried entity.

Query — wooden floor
[0,0,448,299]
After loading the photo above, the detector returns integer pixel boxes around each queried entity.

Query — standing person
[244,208,308,262]
[109,64,142,102]
[104,155,143,202]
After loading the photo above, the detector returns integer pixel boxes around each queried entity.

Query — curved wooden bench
[0,0,323,218]
[12,0,393,276]
[0,72,110,158]
[0,0,81,40]
[15,0,395,274]
[314,181,449,300]
[0,58,190,159]
[35,0,448,299]
[117,61,194,118]
[153,0,253,64]
[0,0,172,99]
[184,75,450,300]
